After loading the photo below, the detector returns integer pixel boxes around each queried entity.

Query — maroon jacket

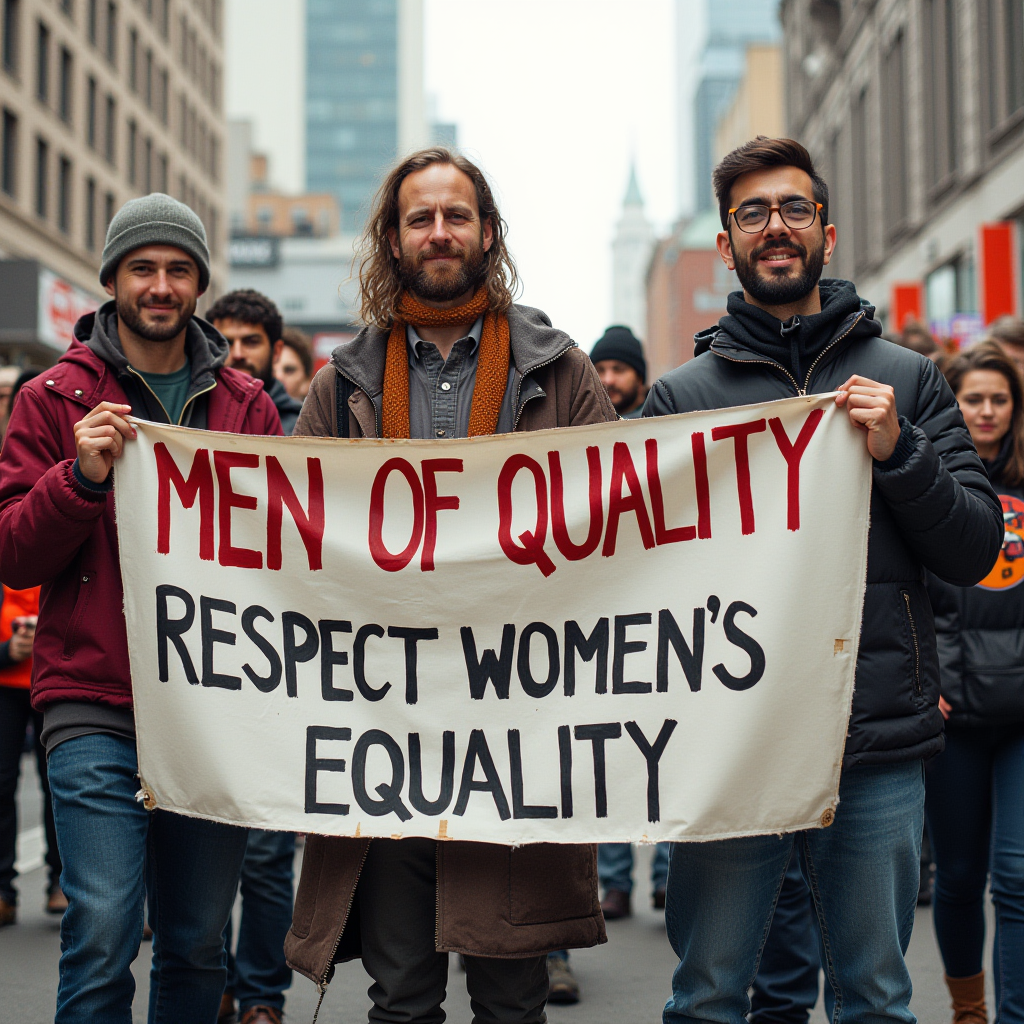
[0,310,283,711]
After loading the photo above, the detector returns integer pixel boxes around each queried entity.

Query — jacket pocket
[899,588,923,698]
[509,843,597,926]
[62,569,95,661]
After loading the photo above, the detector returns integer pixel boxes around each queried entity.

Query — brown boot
[946,972,987,1024]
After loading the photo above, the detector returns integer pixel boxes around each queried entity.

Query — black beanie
[590,325,647,384]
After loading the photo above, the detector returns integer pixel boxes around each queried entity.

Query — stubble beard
[733,235,826,307]
[116,293,195,343]
[398,237,488,303]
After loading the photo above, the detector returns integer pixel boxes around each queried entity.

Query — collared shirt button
[440,381,452,391]
[45,379,55,386]
[74,389,84,396]
[436,429,446,437]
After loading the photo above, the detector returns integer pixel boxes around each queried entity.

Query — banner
[115,394,871,845]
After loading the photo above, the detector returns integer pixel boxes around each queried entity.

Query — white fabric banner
[115,394,871,844]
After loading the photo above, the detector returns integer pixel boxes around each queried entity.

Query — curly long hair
[357,148,519,328]
[945,339,1024,486]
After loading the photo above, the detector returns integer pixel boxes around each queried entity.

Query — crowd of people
[0,136,1020,1024]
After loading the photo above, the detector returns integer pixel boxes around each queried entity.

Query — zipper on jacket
[709,310,866,397]
[315,840,371,1006]
[126,367,215,426]
[900,588,923,697]
[512,345,575,430]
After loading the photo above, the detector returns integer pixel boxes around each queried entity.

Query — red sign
[890,282,924,331]
[979,222,1020,325]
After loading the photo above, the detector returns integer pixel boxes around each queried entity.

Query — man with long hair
[283,148,613,1023]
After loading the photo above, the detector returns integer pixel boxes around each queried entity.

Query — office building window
[86,75,97,147]
[157,151,167,193]
[104,93,115,163]
[852,87,870,273]
[144,48,152,107]
[127,25,136,89]
[61,0,73,18]
[59,46,72,122]
[87,0,96,44]
[34,135,47,218]
[983,0,1024,132]
[158,67,168,123]
[104,189,114,231]
[1,108,16,196]
[58,155,71,233]
[882,30,908,236]
[105,1,116,65]
[85,175,96,249]
[924,0,959,186]
[143,136,151,192]
[35,20,48,102]
[126,117,136,184]
[159,0,168,39]
[3,0,21,73]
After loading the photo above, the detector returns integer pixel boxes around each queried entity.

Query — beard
[397,236,488,303]
[733,235,825,306]
[116,292,195,342]
[607,381,642,413]
[227,353,274,385]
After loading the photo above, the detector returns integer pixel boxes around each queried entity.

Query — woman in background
[927,339,1024,1024]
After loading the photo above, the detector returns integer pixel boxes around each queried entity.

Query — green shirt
[136,359,192,425]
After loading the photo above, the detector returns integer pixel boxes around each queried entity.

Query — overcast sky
[226,0,704,348]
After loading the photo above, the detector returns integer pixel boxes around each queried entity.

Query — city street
[1,754,994,1024]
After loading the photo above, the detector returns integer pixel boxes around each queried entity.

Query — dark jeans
[224,828,295,1013]
[750,848,820,1024]
[47,733,249,1024]
[0,684,61,901]
[926,723,1024,1023]
[355,837,548,1023]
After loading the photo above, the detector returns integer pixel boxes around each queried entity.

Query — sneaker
[46,884,69,915]
[0,896,15,927]
[652,886,667,910]
[600,888,631,920]
[547,957,581,1004]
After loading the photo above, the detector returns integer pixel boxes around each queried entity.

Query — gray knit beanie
[100,193,211,290]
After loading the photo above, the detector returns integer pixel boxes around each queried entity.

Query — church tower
[612,164,656,339]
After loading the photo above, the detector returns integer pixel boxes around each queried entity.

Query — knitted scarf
[382,287,510,439]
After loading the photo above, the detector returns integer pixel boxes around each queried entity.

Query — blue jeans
[663,761,924,1024]
[926,724,1024,1023]
[598,842,671,894]
[750,848,820,1024]
[225,828,296,1012]
[47,733,249,1024]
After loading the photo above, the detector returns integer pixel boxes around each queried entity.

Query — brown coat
[284,304,616,988]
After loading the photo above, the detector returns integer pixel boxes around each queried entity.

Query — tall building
[781,0,1024,340]
[0,0,227,364]
[713,43,783,165]
[305,0,425,234]
[611,164,655,339]
[688,0,779,212]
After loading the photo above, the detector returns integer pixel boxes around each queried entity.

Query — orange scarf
[382,288,510,439]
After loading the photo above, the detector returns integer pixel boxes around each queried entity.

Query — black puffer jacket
[927,441,1024,727]
[644,280,1002,767]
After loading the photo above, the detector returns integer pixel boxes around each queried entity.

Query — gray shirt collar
[407,316,484,358]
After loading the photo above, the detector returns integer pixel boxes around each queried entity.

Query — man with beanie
[208,289,303,434]
[0,193,282,1024]
[283,147,612,1024]
[590,324,647,417]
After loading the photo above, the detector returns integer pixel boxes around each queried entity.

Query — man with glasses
[644,137,1002,1023]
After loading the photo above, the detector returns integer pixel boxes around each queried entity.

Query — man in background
[591,325,647,418]
[208,290,303,435]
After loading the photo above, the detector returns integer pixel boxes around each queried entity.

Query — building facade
[0,0,227,362]
[305,0,425,234]
[781,0,1024,339]
[611,164,655,339]
[688,0,781,213]
[713,43,784,164]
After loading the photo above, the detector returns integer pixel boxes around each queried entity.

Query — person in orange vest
[0,583,64,926]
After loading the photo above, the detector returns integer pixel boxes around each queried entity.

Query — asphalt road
[1,755,995,1023]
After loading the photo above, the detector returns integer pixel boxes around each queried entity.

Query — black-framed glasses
[729,200,823,233]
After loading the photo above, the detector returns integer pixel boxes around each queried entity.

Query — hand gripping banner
[115,394,871,844]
